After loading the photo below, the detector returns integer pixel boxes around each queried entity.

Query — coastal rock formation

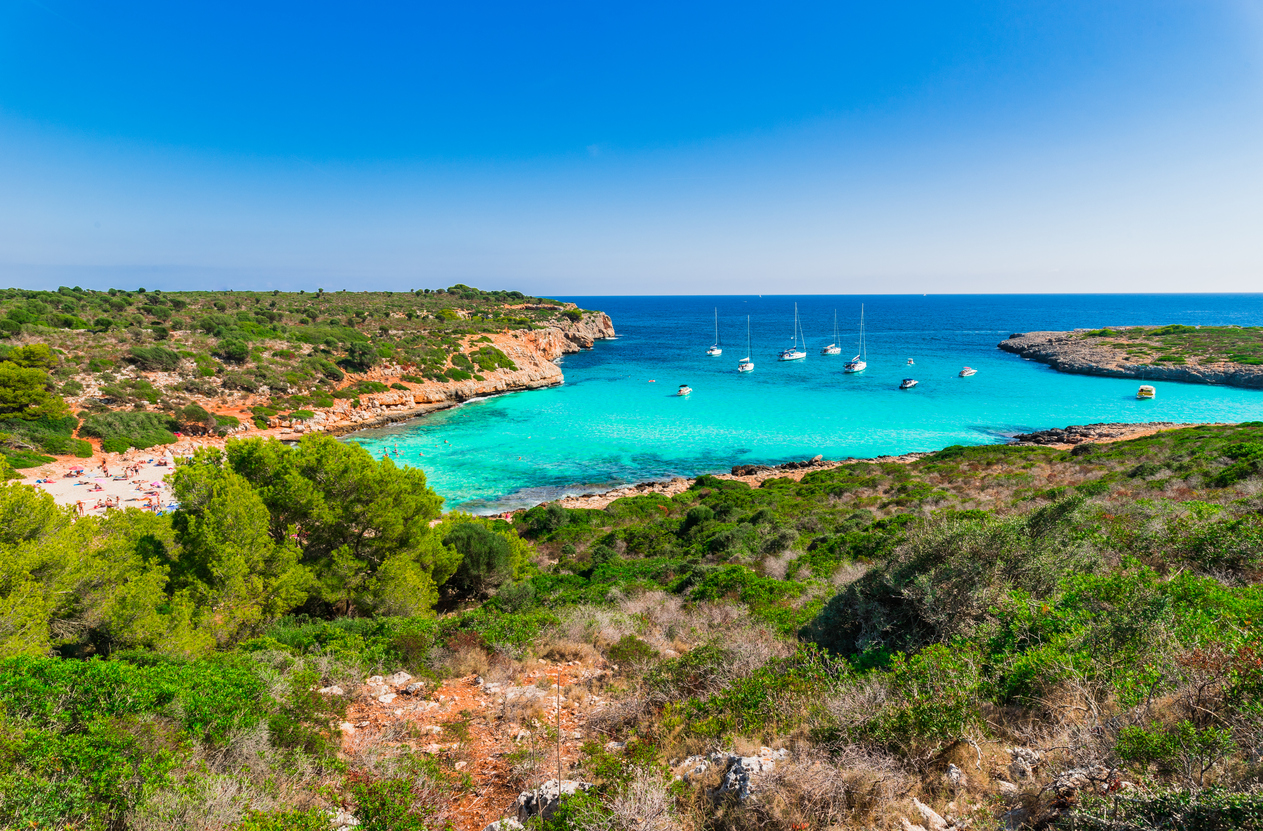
[298,312,615,437]
[998,330,1263,388]
[1009,422,1183,446]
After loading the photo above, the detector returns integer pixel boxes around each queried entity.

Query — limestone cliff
[280,312,616,437]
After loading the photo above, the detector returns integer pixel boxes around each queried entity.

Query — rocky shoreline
[555,452,931,510]
[552,422,1203,511]
[274,313,616,439]
[998,330,1263,388]
[1008,421,1209,447]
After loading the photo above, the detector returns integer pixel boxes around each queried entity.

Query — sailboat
[821,311,842,355]
[778,303,807,361]
[843,304,867,373]
[738,316,754,372]
[706,308,722,356]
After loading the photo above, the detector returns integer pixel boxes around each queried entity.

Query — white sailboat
[843,304,867,373]
[706,308,722,356]
[821,311,841,355]
[738,316,754,372]
[778,303,807,361]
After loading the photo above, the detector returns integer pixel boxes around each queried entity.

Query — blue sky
[1,1,1260,294]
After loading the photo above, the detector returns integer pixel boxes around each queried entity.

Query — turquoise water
[349,295,1263,514]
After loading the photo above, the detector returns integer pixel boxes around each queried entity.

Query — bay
[348,294,1263,514]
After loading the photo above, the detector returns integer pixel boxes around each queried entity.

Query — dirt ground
[341,659,611,830]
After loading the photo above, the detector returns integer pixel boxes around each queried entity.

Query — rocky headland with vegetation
[0,284,613,476]
[999,324,1263,388]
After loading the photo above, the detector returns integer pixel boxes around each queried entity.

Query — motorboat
[899,378,918,389]
[821,311,842,355]
[677,384,693,396]
[706,308,722,356]
[907,358,914,365]
[1137,385,1156,400]
[959,366,977,377]
[843,304,867,373]
[738,316,754,372]
[779,303,807,361]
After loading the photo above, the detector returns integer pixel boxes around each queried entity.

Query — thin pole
[557,664,562,788]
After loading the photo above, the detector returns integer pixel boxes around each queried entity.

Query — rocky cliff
[998,330,1263,389]
[285,312,616,437]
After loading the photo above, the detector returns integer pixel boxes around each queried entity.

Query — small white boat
[779,302,807,361]
[1137,384,1156,400]
[907,358,914,365]
[821,311,842,355]
[738,316,754,372]
[706,308,722,356]
[959,366,977,377]
[677,384,692,396]
[899,378,918,389]
[843,304,867,373]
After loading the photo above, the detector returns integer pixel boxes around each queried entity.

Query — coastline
[15,312,616,487]
[998,329,1263,388]
[17,418,1213,516]
[551,421,1202,512]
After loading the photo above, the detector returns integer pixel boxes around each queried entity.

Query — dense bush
[79,410,178,450]
[444,522,512,598]
[127,345,181,371]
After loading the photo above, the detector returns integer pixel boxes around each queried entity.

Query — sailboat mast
[860,303,866,360]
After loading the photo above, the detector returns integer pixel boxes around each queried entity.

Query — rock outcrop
[1008,422,1187,446]
[281,312,615,438]
[516,780,593,822]
[998,330,1263,389]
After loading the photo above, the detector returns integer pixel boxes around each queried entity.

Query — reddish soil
[340,660,608,830]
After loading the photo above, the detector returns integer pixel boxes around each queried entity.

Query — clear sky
[1,1,1260,295]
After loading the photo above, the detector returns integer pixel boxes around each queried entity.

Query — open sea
[348,294,1263,514]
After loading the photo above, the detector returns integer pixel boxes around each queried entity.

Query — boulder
[384,670,412,687]
[483,820,525,831]
[516,780,593,822]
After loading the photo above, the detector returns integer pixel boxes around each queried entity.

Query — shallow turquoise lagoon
[349,295,1263,513]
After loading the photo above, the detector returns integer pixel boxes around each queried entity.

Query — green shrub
[2,449,56,467]
[348,774,439,831]
[216,339,250,363]
[80,411,178,449]
[445,523,512,598]
[607,634,658,666]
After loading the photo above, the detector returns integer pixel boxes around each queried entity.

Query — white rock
[385,670,412,687]
[339,722,356,735]
[483,820,525,831]
[378,693,397,705]
[318,685,345,696]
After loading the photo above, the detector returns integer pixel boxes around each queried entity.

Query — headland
[999,325,1263,388]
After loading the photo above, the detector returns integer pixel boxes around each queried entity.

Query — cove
[347,294,1263,514]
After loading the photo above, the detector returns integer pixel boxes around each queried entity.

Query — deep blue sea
[349,295,1263,514]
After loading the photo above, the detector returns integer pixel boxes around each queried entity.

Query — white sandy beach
[19,439,226,516]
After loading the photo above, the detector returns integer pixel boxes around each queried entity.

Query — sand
[18,439,226,517]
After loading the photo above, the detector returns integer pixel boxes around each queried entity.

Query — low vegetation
[1081,323,1263,365]
[0,284,594,458]
[4,423,1263,828]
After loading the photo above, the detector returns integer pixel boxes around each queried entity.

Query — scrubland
[4,423,1263,829]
